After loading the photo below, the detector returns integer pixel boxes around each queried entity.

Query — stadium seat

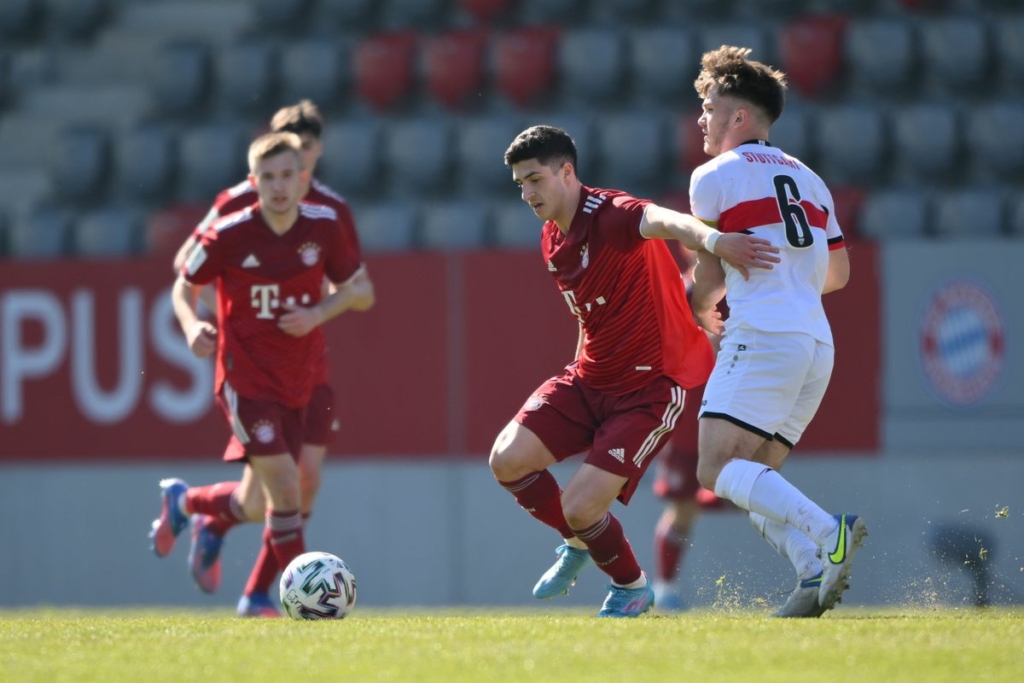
[353,32,418,111]
[814,103,886,185]
[891,102,960,183]
[660,0,734,21]
[214,41,277,114]
[177,122,248,203]
[919,17,990,93]
[932,189,1004,239]
[49,126,110,205]
[844,18,916,95]
[0,0,42,40]
[319,118,382,198]
[857,189,929,241]
[769,103,812,164]
[73,208,141,257]
[492,200,540,250]
[590,0,660,24]
[280,39,347,110]
[252,0,309,28]
[352,201,418,252]
[520,0,586,23]
[458,0,514,23]
[383,117,453,197]
[993,15,1024,92]
[114,124,177,202]
[380,0,449,28]
[558,29,626,104]
[492,27,559,108]
[318,0,378,28]
[153,42,211,118]
[698,23,773,67]
[7,207,71,259]
[421,29,488,111]
[117,1,256,43]
[456,114,525,195]
[46,0,107,40]
[628,27,698,103]
[144,202,208,255]
[595,111,668,191]
[966,102,1024,179]
[539,111,597,181]
[828,185,867,240]
[419,200,490,251]
[778,15,847,97]
[1008,193,1024,237]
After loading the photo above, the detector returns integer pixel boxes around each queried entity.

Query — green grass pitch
[2,608,1023,682]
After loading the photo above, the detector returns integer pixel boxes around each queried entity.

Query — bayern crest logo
[919,279,1005,407]
[299,242,321,267]
[253,419,276,444]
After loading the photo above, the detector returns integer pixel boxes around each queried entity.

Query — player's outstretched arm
[822,246,850,294]
[171,276,217,358]
[640,205,779,280]
[691,252,726,335]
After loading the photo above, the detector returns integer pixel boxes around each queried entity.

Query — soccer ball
[279,551,357,620]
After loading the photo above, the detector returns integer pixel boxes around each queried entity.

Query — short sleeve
[335,202,365,265]
[822,186,844,244]
[181,228,224,285]
[604,193,652,251]
[688,164,723,225]
[323,220,362,285]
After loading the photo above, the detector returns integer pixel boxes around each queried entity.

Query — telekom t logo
[251,284,280,319]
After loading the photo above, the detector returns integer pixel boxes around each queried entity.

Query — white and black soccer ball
[279,551,357,620]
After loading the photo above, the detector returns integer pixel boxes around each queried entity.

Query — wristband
[705,231,721,254]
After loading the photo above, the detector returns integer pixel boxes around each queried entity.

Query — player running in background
[687,46,865,618]
[158,101,374,617]
[489,125,779,617]
[153,132,370,617]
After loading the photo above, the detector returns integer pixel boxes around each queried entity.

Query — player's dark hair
[694,45,788,123]
[270,100,324,139]
[504,125,578,172]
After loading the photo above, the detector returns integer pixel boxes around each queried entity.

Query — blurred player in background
[489,125,779,617]
[687,46,864,618]
[161,101,373,617]
[152,132,371,617]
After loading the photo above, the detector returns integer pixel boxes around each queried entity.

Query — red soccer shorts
[217,382,304,462]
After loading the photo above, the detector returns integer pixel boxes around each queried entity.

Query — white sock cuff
[714,459,770,510]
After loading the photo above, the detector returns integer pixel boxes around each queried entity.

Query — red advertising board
[0,244,878,461]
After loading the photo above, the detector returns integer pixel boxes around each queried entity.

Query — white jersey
[689,141,844,345]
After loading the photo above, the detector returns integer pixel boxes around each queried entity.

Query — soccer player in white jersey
[687,46,866,617]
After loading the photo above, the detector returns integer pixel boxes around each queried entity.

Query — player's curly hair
[504,125,578,172]
[247,131,303,171]
[694,46,788,123]
[270,100,324,139]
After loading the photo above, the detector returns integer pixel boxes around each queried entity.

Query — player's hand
[694,307,724,336]
[278,304,324,338]
[186,321,217,358]
[712,233,780,280]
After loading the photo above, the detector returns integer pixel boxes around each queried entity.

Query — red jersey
[541,185,714,395]
[182,202,361,408]
[192,178,365,385]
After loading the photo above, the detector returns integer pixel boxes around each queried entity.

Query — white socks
[715,459,838,546]
[749,512,822,580]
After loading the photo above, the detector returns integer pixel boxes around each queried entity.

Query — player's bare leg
[297,443,327,517]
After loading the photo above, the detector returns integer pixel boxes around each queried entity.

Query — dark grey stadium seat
[46,0,107,40]
[50,126,110,205]
[456,114,524,196]
[8,207,71,258]
[595,111,668,191]
[540,112,596,181]
[115,124,177,202]
[993,15,1024,92]
[768,102,812,165]
[280,39,347,110]
[253,0,310,27]
[1008,193,1024,237]
[492,200,540,250]
[845,18,916,95]
[380,0,448,28]
[920,17,990,93]
[932,189,1005,239]
[215,41,277,114]
[660,0,733,21]
[0,0,42,40]
[419,200,490,251]
[352,201,418,252]
[891,102,960,183]
[319,118,382,198]
[73,207,141,257]
[520,0,586,23]
[857,189,929,241]
[384,117,453,198]
[177,122,247,202]
[628,27,698,103]
[558,29,626,104]
[966,102,1024,179]
[153,42,211,117]
[698,23,773,67]
[318,0,378,28]
[814,103,886,185]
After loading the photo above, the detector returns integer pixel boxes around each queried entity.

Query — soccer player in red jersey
[687,47,862,618]
[152,132,370,617]
[489,125,780,617]
[158,102,373,615]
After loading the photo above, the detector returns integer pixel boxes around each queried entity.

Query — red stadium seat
[459,0,515,23]
[492,26,559,108]
[145,203,208,255]
[778,15,847,97]
[353,32,419,111]
[422,29,488,110]
[828,186,867,241]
